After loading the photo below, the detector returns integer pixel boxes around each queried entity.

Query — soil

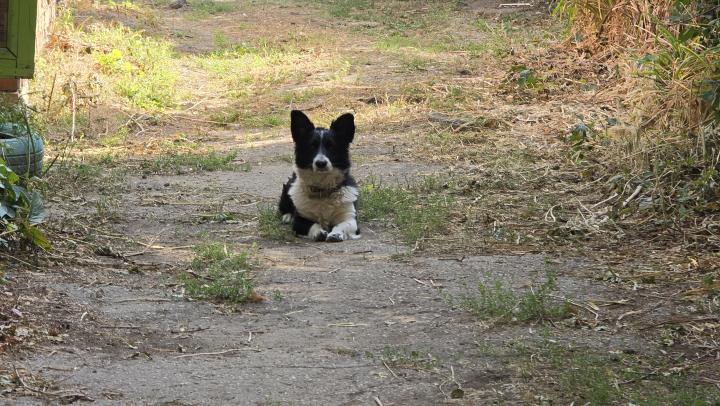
[1,1,717,405]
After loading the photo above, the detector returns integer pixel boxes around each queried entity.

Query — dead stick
[383,361,399,379]
[174,348,260,359]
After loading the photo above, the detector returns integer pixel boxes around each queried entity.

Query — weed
[453,272,571,323]
[281,88,330,105]
[528,340,720,405]
[95,196,120,221]
[327,347,358,357]
[208,110,241,126]
[188,0,235,19]
[271,289,284,301]
[142,150,238,174]
[359,178,452,247]
[89,25,177,109]
[199,202,237,223]
[213,31,232,50]
[238,112,286,129]
[180,242,257,303]
[192,44,347,101]
[321,0,373,19]
[401,56,430,72]
[257,205,294,242]
[555,351,615,405]
[100,127,130,147]
[380,346,440,370]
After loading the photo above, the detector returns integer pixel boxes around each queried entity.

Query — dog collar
[307,184,343,197]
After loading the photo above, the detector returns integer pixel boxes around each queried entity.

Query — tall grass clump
[180,242,259,304]
[360,177,453,247]
[556,1,719,221]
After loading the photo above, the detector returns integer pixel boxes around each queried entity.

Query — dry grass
[554,0,674,51]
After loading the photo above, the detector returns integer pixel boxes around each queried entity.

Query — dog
[278,110,360,242]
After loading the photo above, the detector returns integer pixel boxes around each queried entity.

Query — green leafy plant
[0,161,49,249]
[0,102,49,250]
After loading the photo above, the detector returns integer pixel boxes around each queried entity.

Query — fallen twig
[639,316,720,330]
[622,185,643,208]
[174,348,261,359]
[383,361,399,379]
[549,294,599,320]
[114,298,173,303]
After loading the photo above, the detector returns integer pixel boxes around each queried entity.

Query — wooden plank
[0,0,8,49]
[15,0,37,78]
[0,0,36,78]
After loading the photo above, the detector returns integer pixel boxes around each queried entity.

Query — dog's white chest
[289,180,358,228]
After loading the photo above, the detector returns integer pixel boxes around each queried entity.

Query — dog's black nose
[315,160,328,169]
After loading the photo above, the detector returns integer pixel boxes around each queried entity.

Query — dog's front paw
[326,232,345,243]
[308,224,328,242]
[281,213,293,224]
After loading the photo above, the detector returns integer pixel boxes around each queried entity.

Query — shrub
[557,1,720,219]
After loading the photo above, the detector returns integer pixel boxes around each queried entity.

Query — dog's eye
[323,138,335,149]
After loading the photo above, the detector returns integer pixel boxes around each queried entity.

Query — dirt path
[9,138,642,404]
[2,1,718,405]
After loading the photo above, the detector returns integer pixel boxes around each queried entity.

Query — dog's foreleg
[326,218,359,242]
[278,177,296,224]
[293,215,327,242]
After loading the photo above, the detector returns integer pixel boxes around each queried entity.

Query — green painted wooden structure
[0,0,38,78]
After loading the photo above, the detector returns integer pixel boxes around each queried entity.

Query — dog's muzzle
[313,158,330,171]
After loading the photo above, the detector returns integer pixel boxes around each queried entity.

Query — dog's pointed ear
[330,113,355,144]
[291,110,314,142]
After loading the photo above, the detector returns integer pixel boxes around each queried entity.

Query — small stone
[168,0,187,9]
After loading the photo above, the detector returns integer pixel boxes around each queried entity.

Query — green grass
[257,205,295,242]
[238,112,287,128]
[187,0,236,19]
[554,351,615,405]
[48,155,121,191]
[322,0,456,30]
[377,346,440,371]
[141,150,239,174]
[199,202,238,223]
[452,272,571,323]
[208,110,241,125]
[100,127,130,147]
[180,242,256,304]
[359,177,453,247]
[321,0,373,18]
[534,341,720,405]
[89,25,177,110]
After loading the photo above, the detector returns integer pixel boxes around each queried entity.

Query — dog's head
[290,110,355,173]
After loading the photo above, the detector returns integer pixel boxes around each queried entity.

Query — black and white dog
[278,110,360,242]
